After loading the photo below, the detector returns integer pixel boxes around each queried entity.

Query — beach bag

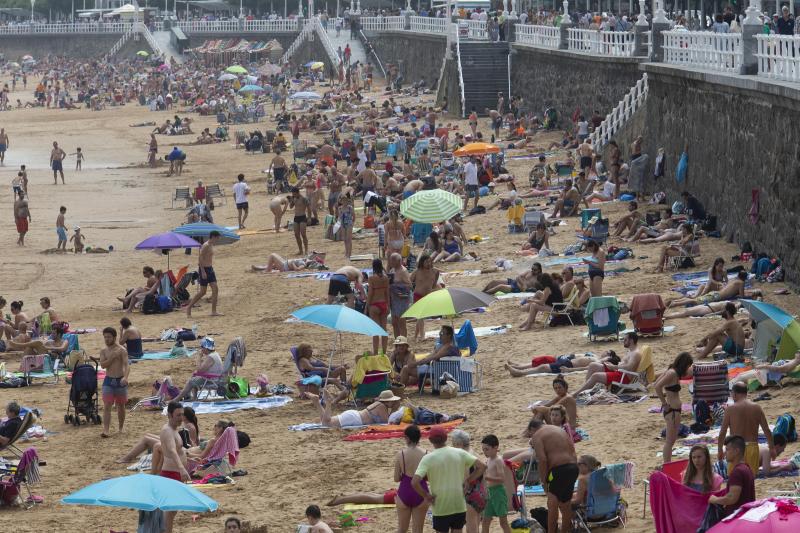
[157,295,172,313]
[530,508,549,530]
[175,287,190,302]
[176,329,196,341]
[142,294,159,315]
[66,350,88,371]
[439,379,459,399]
[237,430,251,448]
[226,376,249,399]
[774,414,797,442]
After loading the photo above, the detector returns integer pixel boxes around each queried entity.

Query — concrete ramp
[153,30,183,64]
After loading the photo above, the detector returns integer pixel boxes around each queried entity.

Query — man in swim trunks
[269,150,288,189]
[186,231,223,318]
[326,265,362,307]
[482,262,542,295]
[718,382,774,475]
[695,302,746,358]
[290,187,311,256]
[572,332,642,395]
[550,179,581,218]
[666,270,749,308]
[160,401,190,532]
[56,206,68,251]
[0,127,9,164]
[50,141,66,184]
[529,419,579,533]
[577,136,594,176]
[98,326,130,438]
[14,193,31,246]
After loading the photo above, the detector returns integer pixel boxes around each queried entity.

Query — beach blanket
[424,325,511,339]
[680,362,751,384]
[289,422,336,431]
[285,272,324,279]
[496,292,537,300]
[441,269,482,278]
[343,503,395,511]
[619,325,676,336]
[343,419,464,442]
[350,254,375,261]
[139,350,195,360]
[173,396,292,415]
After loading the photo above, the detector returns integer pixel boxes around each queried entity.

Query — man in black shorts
[290,187,311,256]
[326,266,361,308]
[529,419,579,533]
[186,231,222,318]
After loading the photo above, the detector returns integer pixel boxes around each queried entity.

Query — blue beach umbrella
[62,473,218,512]
[239,84,265,93]
[291,304,388,337]
[172,222,240,245]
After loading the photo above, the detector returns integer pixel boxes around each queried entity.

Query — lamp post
[31,0,35,22]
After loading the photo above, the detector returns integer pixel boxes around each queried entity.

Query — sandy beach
[0,77,798,533]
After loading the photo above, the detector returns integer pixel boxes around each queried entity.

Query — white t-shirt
[578,121,590,136]
[356,150,367,173]
[601,180,616,197]
[464,161,479,186]
[233,181,250,204]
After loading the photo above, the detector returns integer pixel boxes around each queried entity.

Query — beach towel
[604,462,635,489]
[425,325,511,339]
[455,320,478,355]
[495,292,537,300]
[139,350,195,360]
[343,503,395,511]
[749,188,760,225]
[204,426,240,465]
[675,152,688,183]
[343,419,464,441]
[127,453,153,472]
[289,423,336,431]
[173,396,292,415]
[648,470,723,533]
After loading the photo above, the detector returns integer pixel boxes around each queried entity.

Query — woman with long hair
[655,352,694,463]
[696,257,726,297]
[683,445,724,492]
[367,258,390,354]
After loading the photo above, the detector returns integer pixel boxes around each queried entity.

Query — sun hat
[200,337,215,350]
[393,336,409,346]
[377,390,401,402]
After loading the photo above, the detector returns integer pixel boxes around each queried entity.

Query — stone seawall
[367,31,447,89]
[0,35,121,59]
[289,36,337,79]
[510,45,644,124]
[607,63,800,284]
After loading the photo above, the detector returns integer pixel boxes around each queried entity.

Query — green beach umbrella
[226,65,247,74]
[400,189,462,223]
[403,288,495,319]
[136,50,149,57]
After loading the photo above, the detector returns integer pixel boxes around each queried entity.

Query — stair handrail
[312,18,340,70]
[107,24,135,59]
[280,19,316,64]
[136,22,164,58]
[455,24,466,119]
[358,28,387,80]
[589,73,648,151]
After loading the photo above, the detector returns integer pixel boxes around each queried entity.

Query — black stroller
[65,360,101,426]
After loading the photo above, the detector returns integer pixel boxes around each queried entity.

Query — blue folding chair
[573,467,625,532]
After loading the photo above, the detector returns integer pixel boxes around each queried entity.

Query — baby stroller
[64,360,101,426]
[629,293,665,336]
[585,296,622,341]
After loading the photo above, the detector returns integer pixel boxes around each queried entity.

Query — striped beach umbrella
[400,189,462,223]
[172,223,240,245]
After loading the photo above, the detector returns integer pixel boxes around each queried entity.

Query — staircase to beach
[152,29,184,64]
[458,41,510,115]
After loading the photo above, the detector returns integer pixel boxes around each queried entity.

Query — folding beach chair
[191,426,239,477]
[584,296,622,341]
[642,459,688,517]
[611,345,655,395]
[581,208,602,229]
[188,338,246,400]
[0,412,34,459]
[669,225,700,271]
[630,293,666,336]
[0,447,42,509]
[349,353,391,407]
[573,467,626,532]
[546,287,581,327]
[522,210,546,232]
[206,183,227,205]
[172,187,191,208]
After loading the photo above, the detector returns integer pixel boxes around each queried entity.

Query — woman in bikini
[251,253,309,273]
[410,254,441,343]
[432,228,462,263]
[367,258,390,355]
[468,108,478,138]
[655,223,695,273]
[584,240,605,297]
[1,300,29,340]
[695,257,726,297]
[655,351,694,464]
[338,193,355,260]
[384,209,406,257]
[308,389,401,428]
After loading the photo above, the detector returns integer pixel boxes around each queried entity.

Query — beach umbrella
[239,84,265,93]
[218,72,237,81]
[403,288,495,320]
[289,91,322,100]
[172,223,240,245]
[740,300,800,361]
[62,473,218,512]
[291,304,388,337]
[303,61,317,68]
[22,55,33,61]
[225,65,247,74]
[399,189,462,223]
[136,50,149,57]
[453,142,501,157]
[245,74,259,83]
[135,231,200,270]
[310,62,325,70]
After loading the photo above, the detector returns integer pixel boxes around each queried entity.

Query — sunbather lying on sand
[251,253,312,272]
[664,300,742,319]
[307,389,401,428]
[666,271,758,307]
[504,351,618,377]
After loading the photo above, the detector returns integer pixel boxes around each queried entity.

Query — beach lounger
[206,183,226,205]
[581,208,602,229]
[188,337,246,400]
[172,187,191,208]
[585,296,622,341]
[547,287,581,327]
[611,345,655,395]
[0,412,34,459]
[573,467,626,532]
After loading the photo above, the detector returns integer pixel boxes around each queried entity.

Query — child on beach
[70,226,85,253]
[303,505,334,532]
[56,206,67,251]
[481,434,512,533]
[72,147,84,170]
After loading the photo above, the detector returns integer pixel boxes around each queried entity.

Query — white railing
[663,30,741,73]
[176,20,240,33]
[455,27,466,118]
[590,73,648,150]
[464,19,487,40]
[107,25,135,57]
[359,16,404,31]
[515,24,560,49]
[244,19,297,32]
[568,29,636,57]
[756,34,800,82]
[0,22,132,34]
[313,18,340,69]
[280,19,315,64]
[137,22,164,57]
[409,16,447,34]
